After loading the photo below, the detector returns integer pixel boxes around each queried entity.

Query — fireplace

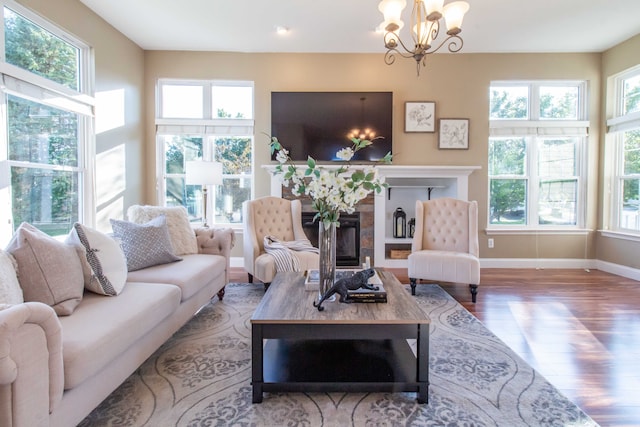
[302,212,361,267]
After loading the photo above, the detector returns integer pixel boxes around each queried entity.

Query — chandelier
[348,97,377,141]
[378,0,470,76]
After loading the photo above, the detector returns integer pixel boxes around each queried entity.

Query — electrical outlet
[488,238,494,248]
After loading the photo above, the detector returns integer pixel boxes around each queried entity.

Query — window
[488,81,588,229]
[0,1,93,244]
[156,79,254,226]
[607,66,640,233]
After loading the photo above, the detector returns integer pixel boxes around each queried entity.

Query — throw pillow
[0,249,23,305]
[126,205,198,255]
[5,222,84,316]
[110,215,182,272]
[66,223,128,296]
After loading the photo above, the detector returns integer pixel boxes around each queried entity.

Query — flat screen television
[271,91,393,162]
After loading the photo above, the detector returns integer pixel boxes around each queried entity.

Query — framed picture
[438,118,469,150]
[405,101,436,133]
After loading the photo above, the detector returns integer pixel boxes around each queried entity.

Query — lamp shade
[0,161,10,190]
[185,161,223,186]
[378,0,406,31]
[442,1,469,34]
[424,0,445,19]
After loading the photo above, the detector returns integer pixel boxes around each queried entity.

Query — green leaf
[351,170,365,182]
[307,156,316,169]
[365,172,375,181]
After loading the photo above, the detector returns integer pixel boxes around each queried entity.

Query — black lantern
[408,218,415,238]
[393,207,406,238]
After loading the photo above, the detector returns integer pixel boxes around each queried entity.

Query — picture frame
[438,118,469,150]
[405,101,436,133]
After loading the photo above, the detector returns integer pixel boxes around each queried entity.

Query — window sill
[191,222,243,232]
[599,230,640,243]
[485,228,591,236]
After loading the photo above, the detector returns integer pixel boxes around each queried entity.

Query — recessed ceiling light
[275,26,289,35]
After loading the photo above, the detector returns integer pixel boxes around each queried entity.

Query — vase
[317,221,337,301]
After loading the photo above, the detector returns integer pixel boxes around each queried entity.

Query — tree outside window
[1,3,90,241]
[488,82,586,229]
[156,79,254,226]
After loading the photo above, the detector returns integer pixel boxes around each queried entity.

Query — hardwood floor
[229,267,640,426]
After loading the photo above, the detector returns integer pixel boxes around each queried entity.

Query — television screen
[271,92,393,162]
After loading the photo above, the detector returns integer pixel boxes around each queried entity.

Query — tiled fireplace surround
[264,165,479,267]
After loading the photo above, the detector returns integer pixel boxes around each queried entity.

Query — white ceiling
[78,0,640,54]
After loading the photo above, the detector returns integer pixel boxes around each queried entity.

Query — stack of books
[304,268,387,303]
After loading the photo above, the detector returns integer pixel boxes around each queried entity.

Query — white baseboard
[480,258,597,269]
[596,260,640,281]
[230,257,244,268]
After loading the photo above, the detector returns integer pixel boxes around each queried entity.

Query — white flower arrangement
[269,136,392,228]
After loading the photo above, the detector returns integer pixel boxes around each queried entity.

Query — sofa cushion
[127,205,198,255]
[126,253,225,301]
[110,215,182,271]
[6,222,84,316]
[58,282,181,389]
[66,223,128,296]
[0,249,22,306]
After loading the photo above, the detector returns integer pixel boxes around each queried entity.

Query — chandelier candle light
[378,0,470,76]
[269,136,392,302]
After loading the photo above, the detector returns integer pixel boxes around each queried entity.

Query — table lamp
[185,161,223,227]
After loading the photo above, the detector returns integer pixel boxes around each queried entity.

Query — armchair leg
[217,286,225,301]
[248,273,254,283]
[410,278,417,295]
[469,284,478,303]
[264,283,270,292]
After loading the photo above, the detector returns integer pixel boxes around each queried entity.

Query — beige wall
[596,33,640,269]
[145,50,602,260]
[19,0,145,232]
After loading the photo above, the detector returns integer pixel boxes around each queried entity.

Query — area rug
[79,283,598,426]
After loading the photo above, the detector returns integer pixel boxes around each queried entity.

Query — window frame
[0,0,95,243]
[488,80,589,233]
[155,79,255,228]
[605,65,640,238]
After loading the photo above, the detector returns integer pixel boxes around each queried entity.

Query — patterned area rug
[79,283,598,426]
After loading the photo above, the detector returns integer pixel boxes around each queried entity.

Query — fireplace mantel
[263,164,481,267]
[262,164,480,198]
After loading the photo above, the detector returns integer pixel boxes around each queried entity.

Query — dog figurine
[313,268,378,311]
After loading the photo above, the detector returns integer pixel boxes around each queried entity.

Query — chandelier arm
[384,31,425,58]
[428,34,464,54]
[384,49,397,65]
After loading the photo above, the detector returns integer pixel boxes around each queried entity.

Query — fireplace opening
[301,212,361,267]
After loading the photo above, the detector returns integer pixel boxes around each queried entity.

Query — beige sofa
[0,222,234,427]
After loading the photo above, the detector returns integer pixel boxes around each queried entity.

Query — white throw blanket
[263,236,319,273]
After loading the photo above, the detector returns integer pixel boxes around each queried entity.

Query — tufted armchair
[407,197,480,302]
[242,196,319,286]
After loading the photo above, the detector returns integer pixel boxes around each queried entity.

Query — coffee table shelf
[262,339,420,393]
[251,270,430,403]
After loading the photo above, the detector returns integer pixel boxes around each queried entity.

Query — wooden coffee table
[251,269,430,403]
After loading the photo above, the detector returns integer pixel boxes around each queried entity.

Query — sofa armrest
[195,227,235,285]
[0,302,64,426]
